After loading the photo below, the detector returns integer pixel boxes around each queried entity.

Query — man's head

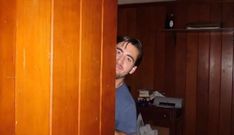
[116,36,143,80]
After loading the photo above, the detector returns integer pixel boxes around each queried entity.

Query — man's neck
[116,78,124,88]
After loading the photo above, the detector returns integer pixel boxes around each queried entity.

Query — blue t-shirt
[115,83,137,135]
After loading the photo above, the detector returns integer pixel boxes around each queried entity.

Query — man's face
[116,41,139,79]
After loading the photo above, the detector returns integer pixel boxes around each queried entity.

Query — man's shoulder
[116,85,136,112]
[117,84,135,104]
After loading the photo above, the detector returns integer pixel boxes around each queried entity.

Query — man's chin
[116,75,124,79]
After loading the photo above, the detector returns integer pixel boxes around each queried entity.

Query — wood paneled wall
[0,0,116,134]
[118,2,234,135]
[174,31,233,135]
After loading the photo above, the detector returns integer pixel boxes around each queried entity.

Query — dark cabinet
[138,106,183,135]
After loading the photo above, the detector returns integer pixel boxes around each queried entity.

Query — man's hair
[117,35,143,66]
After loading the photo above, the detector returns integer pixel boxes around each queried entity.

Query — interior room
[118,0,234,135]
[0,0,233,135]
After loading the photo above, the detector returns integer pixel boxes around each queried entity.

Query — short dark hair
[117,35,143,66]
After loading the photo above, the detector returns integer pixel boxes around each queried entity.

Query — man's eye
[127,57,133,63]
[116,50,122,55]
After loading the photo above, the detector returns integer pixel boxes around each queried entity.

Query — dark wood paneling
[222,0,234,3]
[210,3,222,24]
[164,32,176,96]
[153,6,167,93]
[233,46,234,135]
[197,32,210,135]
[185,32,198,135]
[118,2,234,135]
[175,32,187,98]
[222,3,234,27]
[154,30,165,90]
[186,3,211,24]
[198,4,210,23]
[118,7,137,36]
[208,32,221,135]
[219,32,233,135]
[135,6,156,89]
[186,4,201,24]
[175,4,188,28]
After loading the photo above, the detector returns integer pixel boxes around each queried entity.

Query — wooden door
[0,0,116,134]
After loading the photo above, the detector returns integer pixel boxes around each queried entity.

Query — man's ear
[129,66,137,74]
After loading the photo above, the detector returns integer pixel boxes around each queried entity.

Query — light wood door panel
[52,0,80,134]
[15,0,51,134]
[0,0,116,134]
[0,0,16,134]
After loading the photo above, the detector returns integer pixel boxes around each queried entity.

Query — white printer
[153,96,183,109]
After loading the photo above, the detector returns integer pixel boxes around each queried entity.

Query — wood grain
[52,0,80,134]
[0,0,116,134]
[119,3,234,135]
[219,32,233,135]
[184,32,198,135]
[0,0,16,134]
[208,32,221,135]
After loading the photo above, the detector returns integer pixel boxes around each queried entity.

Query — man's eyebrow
[116,47,123,52]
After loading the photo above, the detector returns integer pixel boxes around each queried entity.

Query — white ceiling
[118,0,175,5]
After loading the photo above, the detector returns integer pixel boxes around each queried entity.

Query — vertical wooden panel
[175,32,186,97]
[184,32,198,135]
[197,32,210,135]
[175,3,188,28]
[52,0,80,134]
[186,3,210,25]
[155,32,166,92]
[154,6,167,92]
[0,0,116,135]
[222,3,234,27]
[232,35,234,135]
[232,51,234,135]
[15,0,51,134]
[117,7,137,36]
[210,3,222,24]
[208,32,221,135]
[198,3,210,23]
[0,0,15,134]
[101,0,116,134]
[53,0,116,134]
[219,32,233,135]
[187,4,200,24]
[135,7,156,90]
[164,32,175,96]
[79,1,102,134]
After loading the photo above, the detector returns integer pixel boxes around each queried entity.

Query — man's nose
[117,55,125,64]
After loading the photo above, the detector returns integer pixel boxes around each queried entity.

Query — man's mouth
[116,64,123,71]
